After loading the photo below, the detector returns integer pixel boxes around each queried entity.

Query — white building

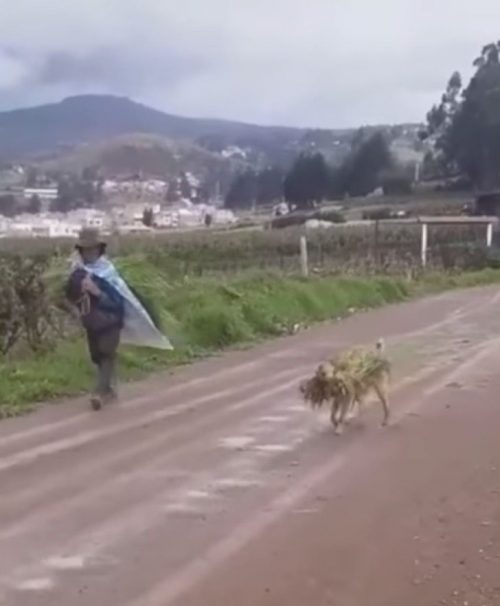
[23,187,58,202]
[0,216,9,235]
[3,208,107,239]
[154,204,236,229]
[102,179,167,198]
[67,208,109,229]
[221,146,247,160]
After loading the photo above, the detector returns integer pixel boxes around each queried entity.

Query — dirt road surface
[2,286,500,606]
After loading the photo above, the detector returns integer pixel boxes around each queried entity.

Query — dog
[300,340,390,435]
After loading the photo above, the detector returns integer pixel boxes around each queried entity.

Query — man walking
[66,229,124,410]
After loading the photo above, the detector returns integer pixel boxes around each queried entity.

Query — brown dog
[300,340,390,434]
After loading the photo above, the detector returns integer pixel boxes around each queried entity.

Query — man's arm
[92,276,124,315]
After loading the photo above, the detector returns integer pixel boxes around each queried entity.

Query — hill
[0,95,320,160]
[0,95,422,185]
[37,134,241,191]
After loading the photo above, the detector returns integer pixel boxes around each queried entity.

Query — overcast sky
[1,0,500,128]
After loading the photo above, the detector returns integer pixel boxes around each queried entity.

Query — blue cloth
[93,274,125,318]
[66,267,124,333]
[71,255,173,351]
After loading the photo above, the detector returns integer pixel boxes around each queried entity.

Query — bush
[0,254,58,355]
[381,174,413,196]
[270,208,345,230]
[316,208,346,223]
[362,208,393,221]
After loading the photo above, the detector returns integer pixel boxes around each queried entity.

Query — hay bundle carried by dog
[300,340,391,434]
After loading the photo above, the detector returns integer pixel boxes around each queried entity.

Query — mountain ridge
[0,94,325,160]
[0,95,421,184]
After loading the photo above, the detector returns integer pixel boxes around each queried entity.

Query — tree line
[226,39,500,210]
[422,41,500,190]
[225,130,403,210]
[0,169,104,218]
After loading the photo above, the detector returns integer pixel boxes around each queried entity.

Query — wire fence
[0,221,497,278]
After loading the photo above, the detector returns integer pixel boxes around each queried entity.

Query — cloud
[35,47,204,93]
[1,0,500,126]
[0,50,29,90]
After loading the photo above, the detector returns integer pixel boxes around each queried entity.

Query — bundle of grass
[300,340,391,434]
[300,368,335,409]
[331,342,390,397]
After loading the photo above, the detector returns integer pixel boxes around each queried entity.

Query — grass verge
[2,262,500,418]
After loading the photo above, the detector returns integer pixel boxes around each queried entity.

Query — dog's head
[316,361,335,381]
[300,362,336,408]
[327,374,351,403]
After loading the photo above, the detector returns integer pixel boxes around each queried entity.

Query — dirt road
[2,286,500,606]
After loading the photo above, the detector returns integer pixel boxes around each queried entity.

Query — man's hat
[76,227,106,249]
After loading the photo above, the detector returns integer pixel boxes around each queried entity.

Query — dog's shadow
[329,417,403,439]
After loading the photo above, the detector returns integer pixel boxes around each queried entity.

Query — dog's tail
[375,338,385,353]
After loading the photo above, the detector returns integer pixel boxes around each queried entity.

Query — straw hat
[76,228,106,249]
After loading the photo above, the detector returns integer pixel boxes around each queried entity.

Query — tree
[77,179,99,206]
[25,166,38,187]
[342,132,393,197]
[0,194,18,217]
[424,42,500,189]
[51,179,75,213]
[165,180,180,203]
[380,170,413,196]
[283,153,329,209]
[328,163,351,199]
[256,167,284,205]
[225,166,284,209]
[142,207,154,227]
[225,170,258,209]
[179,172,192,200]
[82,166,99,182]
[27,194,42,214]
[51,174,100,212]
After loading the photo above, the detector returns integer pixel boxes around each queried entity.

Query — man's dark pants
[86,327,120,397]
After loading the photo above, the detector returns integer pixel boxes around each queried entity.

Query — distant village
[0,164,237,239]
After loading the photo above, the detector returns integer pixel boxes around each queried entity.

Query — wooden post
[414,161,421,184]
[487,222,493,248]
[421,222,428,268]
[374,219,380,267]
[300,236,309,277]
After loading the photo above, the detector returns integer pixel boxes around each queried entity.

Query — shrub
[362,208,393,221]
[381,174,413,196]
[0,254,58,355]
[271,208,345,229]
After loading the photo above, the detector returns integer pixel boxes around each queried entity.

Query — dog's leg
[346,397,361,421]
[330,402,346,435]
[375,385,390,426]
[335,397,352,435]
[330,403,339,431]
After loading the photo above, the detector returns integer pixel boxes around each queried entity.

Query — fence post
[486,222,493,248]
[300,235,309,277]
[421,222,428,268]
[374,219,380,267]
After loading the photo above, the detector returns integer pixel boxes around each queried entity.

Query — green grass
[1,262,500,418]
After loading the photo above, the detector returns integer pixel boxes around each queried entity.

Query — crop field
[0,219,493,276]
